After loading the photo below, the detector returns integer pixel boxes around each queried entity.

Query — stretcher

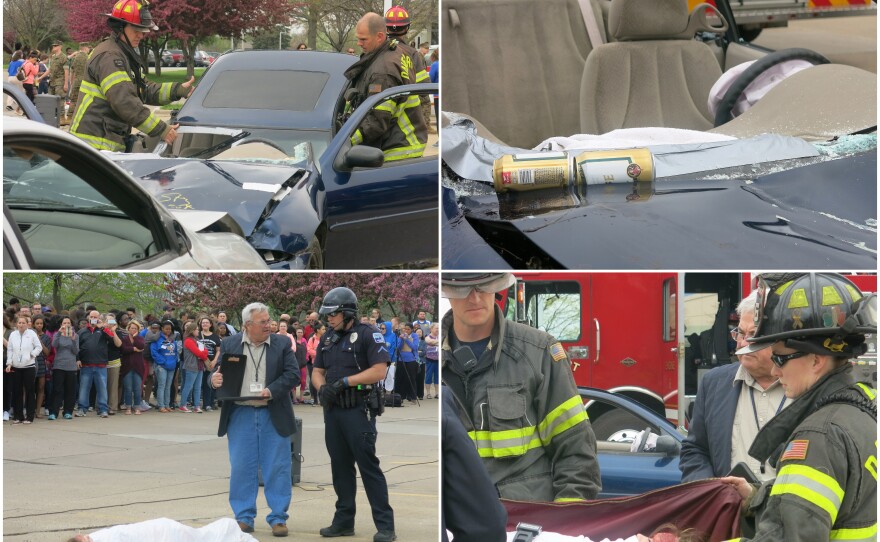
[503,480,742,541]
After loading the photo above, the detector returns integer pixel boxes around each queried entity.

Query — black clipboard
[215,352,264,401]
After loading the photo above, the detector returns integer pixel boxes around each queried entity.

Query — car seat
[580,0,728,134]
[442,0,609,148]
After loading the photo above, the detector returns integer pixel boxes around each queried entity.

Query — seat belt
[577,0,605,50]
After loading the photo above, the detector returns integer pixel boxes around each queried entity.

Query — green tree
[3,273,169,315]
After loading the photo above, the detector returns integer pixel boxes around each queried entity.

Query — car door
[3,124,195,270]
[317,83,438,269]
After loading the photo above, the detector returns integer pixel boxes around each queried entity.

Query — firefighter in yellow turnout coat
[440,273,601,503]
[71,0,194,152]
[345,13,427,162]
[721,273,877,542]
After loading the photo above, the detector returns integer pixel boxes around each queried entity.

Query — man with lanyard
[312,287,396,542]
[344,12,427,162]
[440,273,601,503]
[210,302,299,537]
[70,0,194,152]
[681,289,790,482]
[76,310,122,418]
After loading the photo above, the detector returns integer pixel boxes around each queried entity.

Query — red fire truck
[500,272,876,439]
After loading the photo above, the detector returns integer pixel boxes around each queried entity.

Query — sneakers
[374,531,397,542]
[3,411,8,421]
[194,407,203,413]
[178,406,192,413]
[75,410,87,417]
[48,414,56,421]
[272,523,289,537]
[99,412,109,418]
[63,413,73,420]
[237,521,254,533]
[205,406,213,412]
[319,524,355,537]
[140,400,152,411]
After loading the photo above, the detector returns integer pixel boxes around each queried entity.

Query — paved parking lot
[3,399,439,542]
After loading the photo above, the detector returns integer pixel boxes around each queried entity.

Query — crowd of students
[2,298,439,422]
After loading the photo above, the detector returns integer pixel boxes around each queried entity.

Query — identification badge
[349,332,358,344]
[249,382,264,393]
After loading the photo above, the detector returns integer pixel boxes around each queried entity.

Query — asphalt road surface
[753,14,876,73]
[4,399,439,542]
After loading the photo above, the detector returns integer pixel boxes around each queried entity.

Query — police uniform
[68,50,89,111]
[70,37,187,152]
[344,39,427,161]
[726,367,877,542]
[441,305,602,502]
[314,321,395,533]
[48,50,68,98]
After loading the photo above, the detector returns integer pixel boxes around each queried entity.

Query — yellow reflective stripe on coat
[771,463,845,524]
[383,144,426,161]
[537,395,589,443]
[159,82,174,104]
[351,129,364,146]
[415,69,429,83]
[70,129,125,151]
[468,427,542,458]
[135,112,161,134]
[830,524,877,541]
[855,383,876,400]
[100,70,131,94]
[553,497,587,503]
[375,98,398,115]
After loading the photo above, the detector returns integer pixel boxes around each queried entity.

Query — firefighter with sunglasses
[719,272,877,542]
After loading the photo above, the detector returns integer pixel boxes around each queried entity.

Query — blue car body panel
[580,387,683,498]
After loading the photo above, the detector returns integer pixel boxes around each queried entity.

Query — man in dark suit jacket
[211,302,299,537]
[679,291,787,483]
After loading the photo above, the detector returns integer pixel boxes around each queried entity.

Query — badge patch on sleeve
[373,332,385,344]
[114,58,126,68]
[369,83,382,95]
[780,439,809,462]
[550,342,566,362]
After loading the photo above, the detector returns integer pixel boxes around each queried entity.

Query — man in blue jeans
[76,310,122,418]
[210,302,299,537]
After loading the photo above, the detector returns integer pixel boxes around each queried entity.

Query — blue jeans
[78,366,108,414]
[181,369,202,408]
[155,366,174,408]
[227,406,291,527]
[425,360,439,385]
[202,372,216,408]
[122,371,142,410]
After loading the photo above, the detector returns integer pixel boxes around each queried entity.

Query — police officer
[312,287,396,542]
[718,273,877,541]
[70,0,194,152]
[384,6,433,134]
[344,12,427,161]
[47,41,69,99]
[441,273,602,503]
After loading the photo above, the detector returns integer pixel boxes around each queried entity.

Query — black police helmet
[320,287,358,317]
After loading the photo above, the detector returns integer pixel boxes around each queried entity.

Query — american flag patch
[550,342,566,362]
[369,83,382,95]
[781,439,809,462]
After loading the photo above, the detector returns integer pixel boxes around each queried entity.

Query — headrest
[609,0,728,41]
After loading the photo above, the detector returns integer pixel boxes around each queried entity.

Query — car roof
[175,50,356,132]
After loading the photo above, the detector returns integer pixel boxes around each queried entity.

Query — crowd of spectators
[2,297,438,422]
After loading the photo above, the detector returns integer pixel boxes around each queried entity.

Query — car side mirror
[344,145,384,169]
[654,435,681,458]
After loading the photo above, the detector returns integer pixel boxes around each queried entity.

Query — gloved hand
[320,385,337,407]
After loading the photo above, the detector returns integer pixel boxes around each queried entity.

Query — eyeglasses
[326,310,342,318]
[730,328,756,342]
[770,351,809,367]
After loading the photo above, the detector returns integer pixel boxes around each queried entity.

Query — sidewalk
[3,399,439,541]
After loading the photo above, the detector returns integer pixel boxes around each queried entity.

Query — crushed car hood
[111,156,321,258]
[446,151,876,269]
